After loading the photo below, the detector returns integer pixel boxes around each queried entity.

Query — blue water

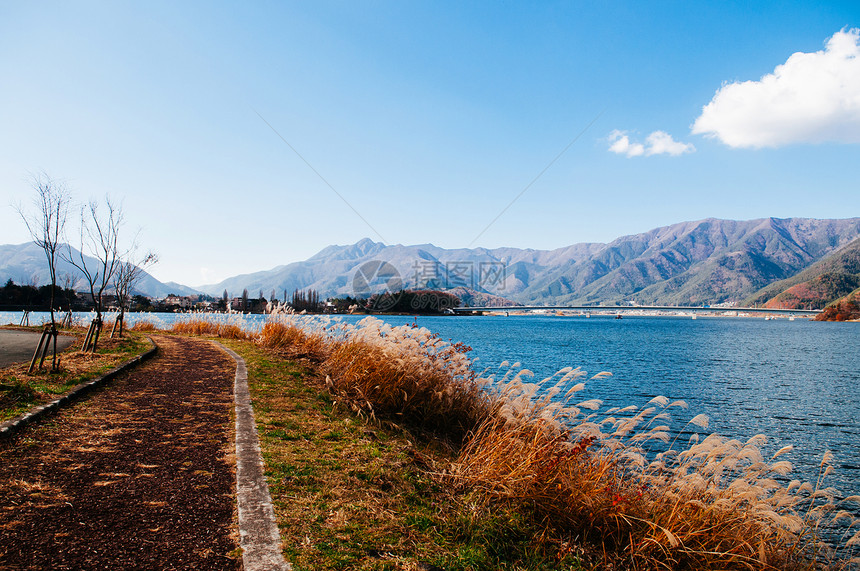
[3,311,858,497]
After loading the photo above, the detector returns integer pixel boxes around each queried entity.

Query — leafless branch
[14,173,70,370]
[62,196,125,351]
[112,248,158,337]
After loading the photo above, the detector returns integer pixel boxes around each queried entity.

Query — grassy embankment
[167,314,860,570]
[0,325,152,422]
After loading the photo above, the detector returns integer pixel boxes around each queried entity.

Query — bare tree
[64,197,124,352]
[15,174,70,371]
[111,248,158,338]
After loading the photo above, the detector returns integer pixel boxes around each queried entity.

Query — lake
[3,310,858,497]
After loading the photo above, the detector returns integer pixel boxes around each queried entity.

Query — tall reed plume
[454,363,860,569]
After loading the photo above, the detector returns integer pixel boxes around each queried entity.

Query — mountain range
[2,217,859,308]
[0,242,199,298]
[193,217,860,307]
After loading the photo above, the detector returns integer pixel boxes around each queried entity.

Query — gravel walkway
[0,335,241,570]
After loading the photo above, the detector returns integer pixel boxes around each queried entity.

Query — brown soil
[0,335,241,570]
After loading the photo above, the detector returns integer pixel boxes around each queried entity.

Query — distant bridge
[452,305,822,316]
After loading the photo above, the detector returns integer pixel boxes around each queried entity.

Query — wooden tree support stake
[82,319,103,353]
[27,325,57,373]
[82,320,95,353]
[91,319,102,352]
[110,315,123,339]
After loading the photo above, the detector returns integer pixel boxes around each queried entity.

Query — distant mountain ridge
[523,217,860,306]
[4,217,859,306]
[195,217,860,307]
[0,242,200,298]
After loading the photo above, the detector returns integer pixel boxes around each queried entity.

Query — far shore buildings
[163,295,194,310]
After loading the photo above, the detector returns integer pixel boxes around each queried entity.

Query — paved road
[0,329,75,367]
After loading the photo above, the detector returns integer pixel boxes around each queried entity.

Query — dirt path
[0,335,241,570]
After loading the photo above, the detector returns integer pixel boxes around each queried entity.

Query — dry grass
[169,315,249,340]
[130,320,157,332]
[259,320,329,360]
[168,313,860,569]
[320,319,489,444]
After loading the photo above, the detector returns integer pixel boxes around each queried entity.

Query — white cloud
[692,28,860,148]
[608,129,694,157]
[608,130,644,156]
[644,131,696,156]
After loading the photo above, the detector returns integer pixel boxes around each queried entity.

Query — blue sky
[2,1,858,286]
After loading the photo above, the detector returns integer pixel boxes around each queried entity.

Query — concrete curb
[0,337,158,440]
[216,342,291,571]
